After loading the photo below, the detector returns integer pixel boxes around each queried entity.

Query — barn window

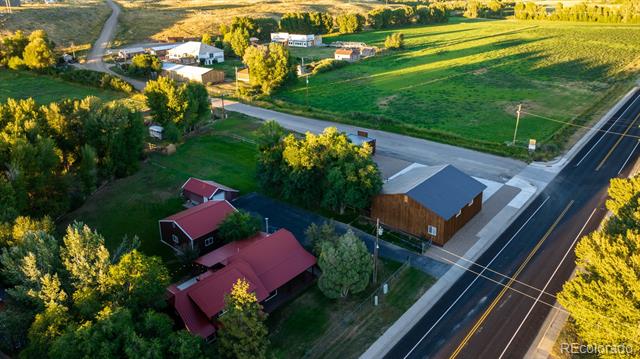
[427,225,437,236]
[204,237,214,247]
[404,195,409,203]
[172,234,179,244]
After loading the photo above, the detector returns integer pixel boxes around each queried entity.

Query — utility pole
[373,218,381,284]
[220,94,225,120]
[513,104,522,146]
[305,75,309,108]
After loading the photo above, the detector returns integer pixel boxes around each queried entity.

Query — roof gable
[163,200,236,239]
[384,164,486,220]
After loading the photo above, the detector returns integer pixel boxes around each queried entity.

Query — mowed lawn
[63,116,261,274]
[0,70,126,104]
[274,18,640,156]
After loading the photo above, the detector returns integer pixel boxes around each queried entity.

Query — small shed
[335,48,360,62]
[371,164,486,246]
[149,125,164,140]
[181,177,239,205]
[161,62,224,84]
[347,130,376,154]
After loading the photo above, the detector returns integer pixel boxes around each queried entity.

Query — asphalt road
[212,100,526,183]
[386,89,640,359]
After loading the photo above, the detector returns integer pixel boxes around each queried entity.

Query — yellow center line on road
[596,111,640,172]
[448,200,575,359]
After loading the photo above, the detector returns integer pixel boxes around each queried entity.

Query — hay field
[273,18,640,158]
[0,0,111,51]
[113,0,385,45]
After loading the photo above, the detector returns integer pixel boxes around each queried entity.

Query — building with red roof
[167,229,317,340]
[181,177,239,206]
[159,200,237,252]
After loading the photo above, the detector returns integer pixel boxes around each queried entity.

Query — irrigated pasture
[274,18,640,157]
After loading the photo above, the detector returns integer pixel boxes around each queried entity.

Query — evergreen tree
[317,230,372,298]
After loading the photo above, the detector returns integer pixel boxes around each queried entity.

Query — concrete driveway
[232,193,451,278]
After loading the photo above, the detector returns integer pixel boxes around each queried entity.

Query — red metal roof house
[181,177,239,206]
[167,229,317,340]
[159,200,237,252]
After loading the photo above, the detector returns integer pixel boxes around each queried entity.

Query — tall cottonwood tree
[218,279,269,359]
[558,176,640,354]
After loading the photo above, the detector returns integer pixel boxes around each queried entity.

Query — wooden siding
[159,221,221,253]
[370,192,483,246]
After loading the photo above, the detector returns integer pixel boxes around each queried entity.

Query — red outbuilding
[181,177,239,206]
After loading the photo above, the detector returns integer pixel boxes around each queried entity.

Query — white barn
[167,41,224,65]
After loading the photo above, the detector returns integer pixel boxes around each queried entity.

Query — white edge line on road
[497,207,599,359]
[402,195,551,359]
[574,93,640,167]
[618,139,640,175]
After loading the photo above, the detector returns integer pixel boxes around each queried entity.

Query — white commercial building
[270,33,322,48]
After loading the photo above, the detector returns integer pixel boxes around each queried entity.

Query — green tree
[11,215,55,245]
[217,210,262,243]
[182,82,211,131]
[305,222,339,255]
[61,223,110,293]
[558,176,640,353]
[104,250,170,312]
[144,76,186,126]
[0,30,29,65]
[384,32,404,50]
[128,53,162,78]
[317,230,371,298]
[464,1,480,18]
[243,43,291,95]
[0,176,18,225]
[201,33,213,46]
[22,37,55,70]
[218,279,269,359]
[78,144,98,196]
[336,13,365,33]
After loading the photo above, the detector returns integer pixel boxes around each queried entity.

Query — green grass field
[273,18,640,158]
[63,116,261,276]
[0,70,127,104]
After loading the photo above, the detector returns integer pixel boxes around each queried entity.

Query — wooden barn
[181,177,239,206]
[161,62,224,84]
[371,164,486,246]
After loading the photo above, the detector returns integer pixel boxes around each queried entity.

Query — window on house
[172,234,179,244]
[427,225,437,236]
[204,237,214,247]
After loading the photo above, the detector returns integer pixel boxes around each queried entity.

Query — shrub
[60,70,134,93]
[311,58,348,75]
[384,33,404,50]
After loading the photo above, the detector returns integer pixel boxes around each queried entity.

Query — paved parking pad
[233,193,451,278]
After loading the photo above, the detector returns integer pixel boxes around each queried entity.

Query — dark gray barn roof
[382,164,487,220]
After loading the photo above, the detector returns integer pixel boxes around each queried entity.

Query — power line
[430,245,558,299]
[521,110,640,140]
